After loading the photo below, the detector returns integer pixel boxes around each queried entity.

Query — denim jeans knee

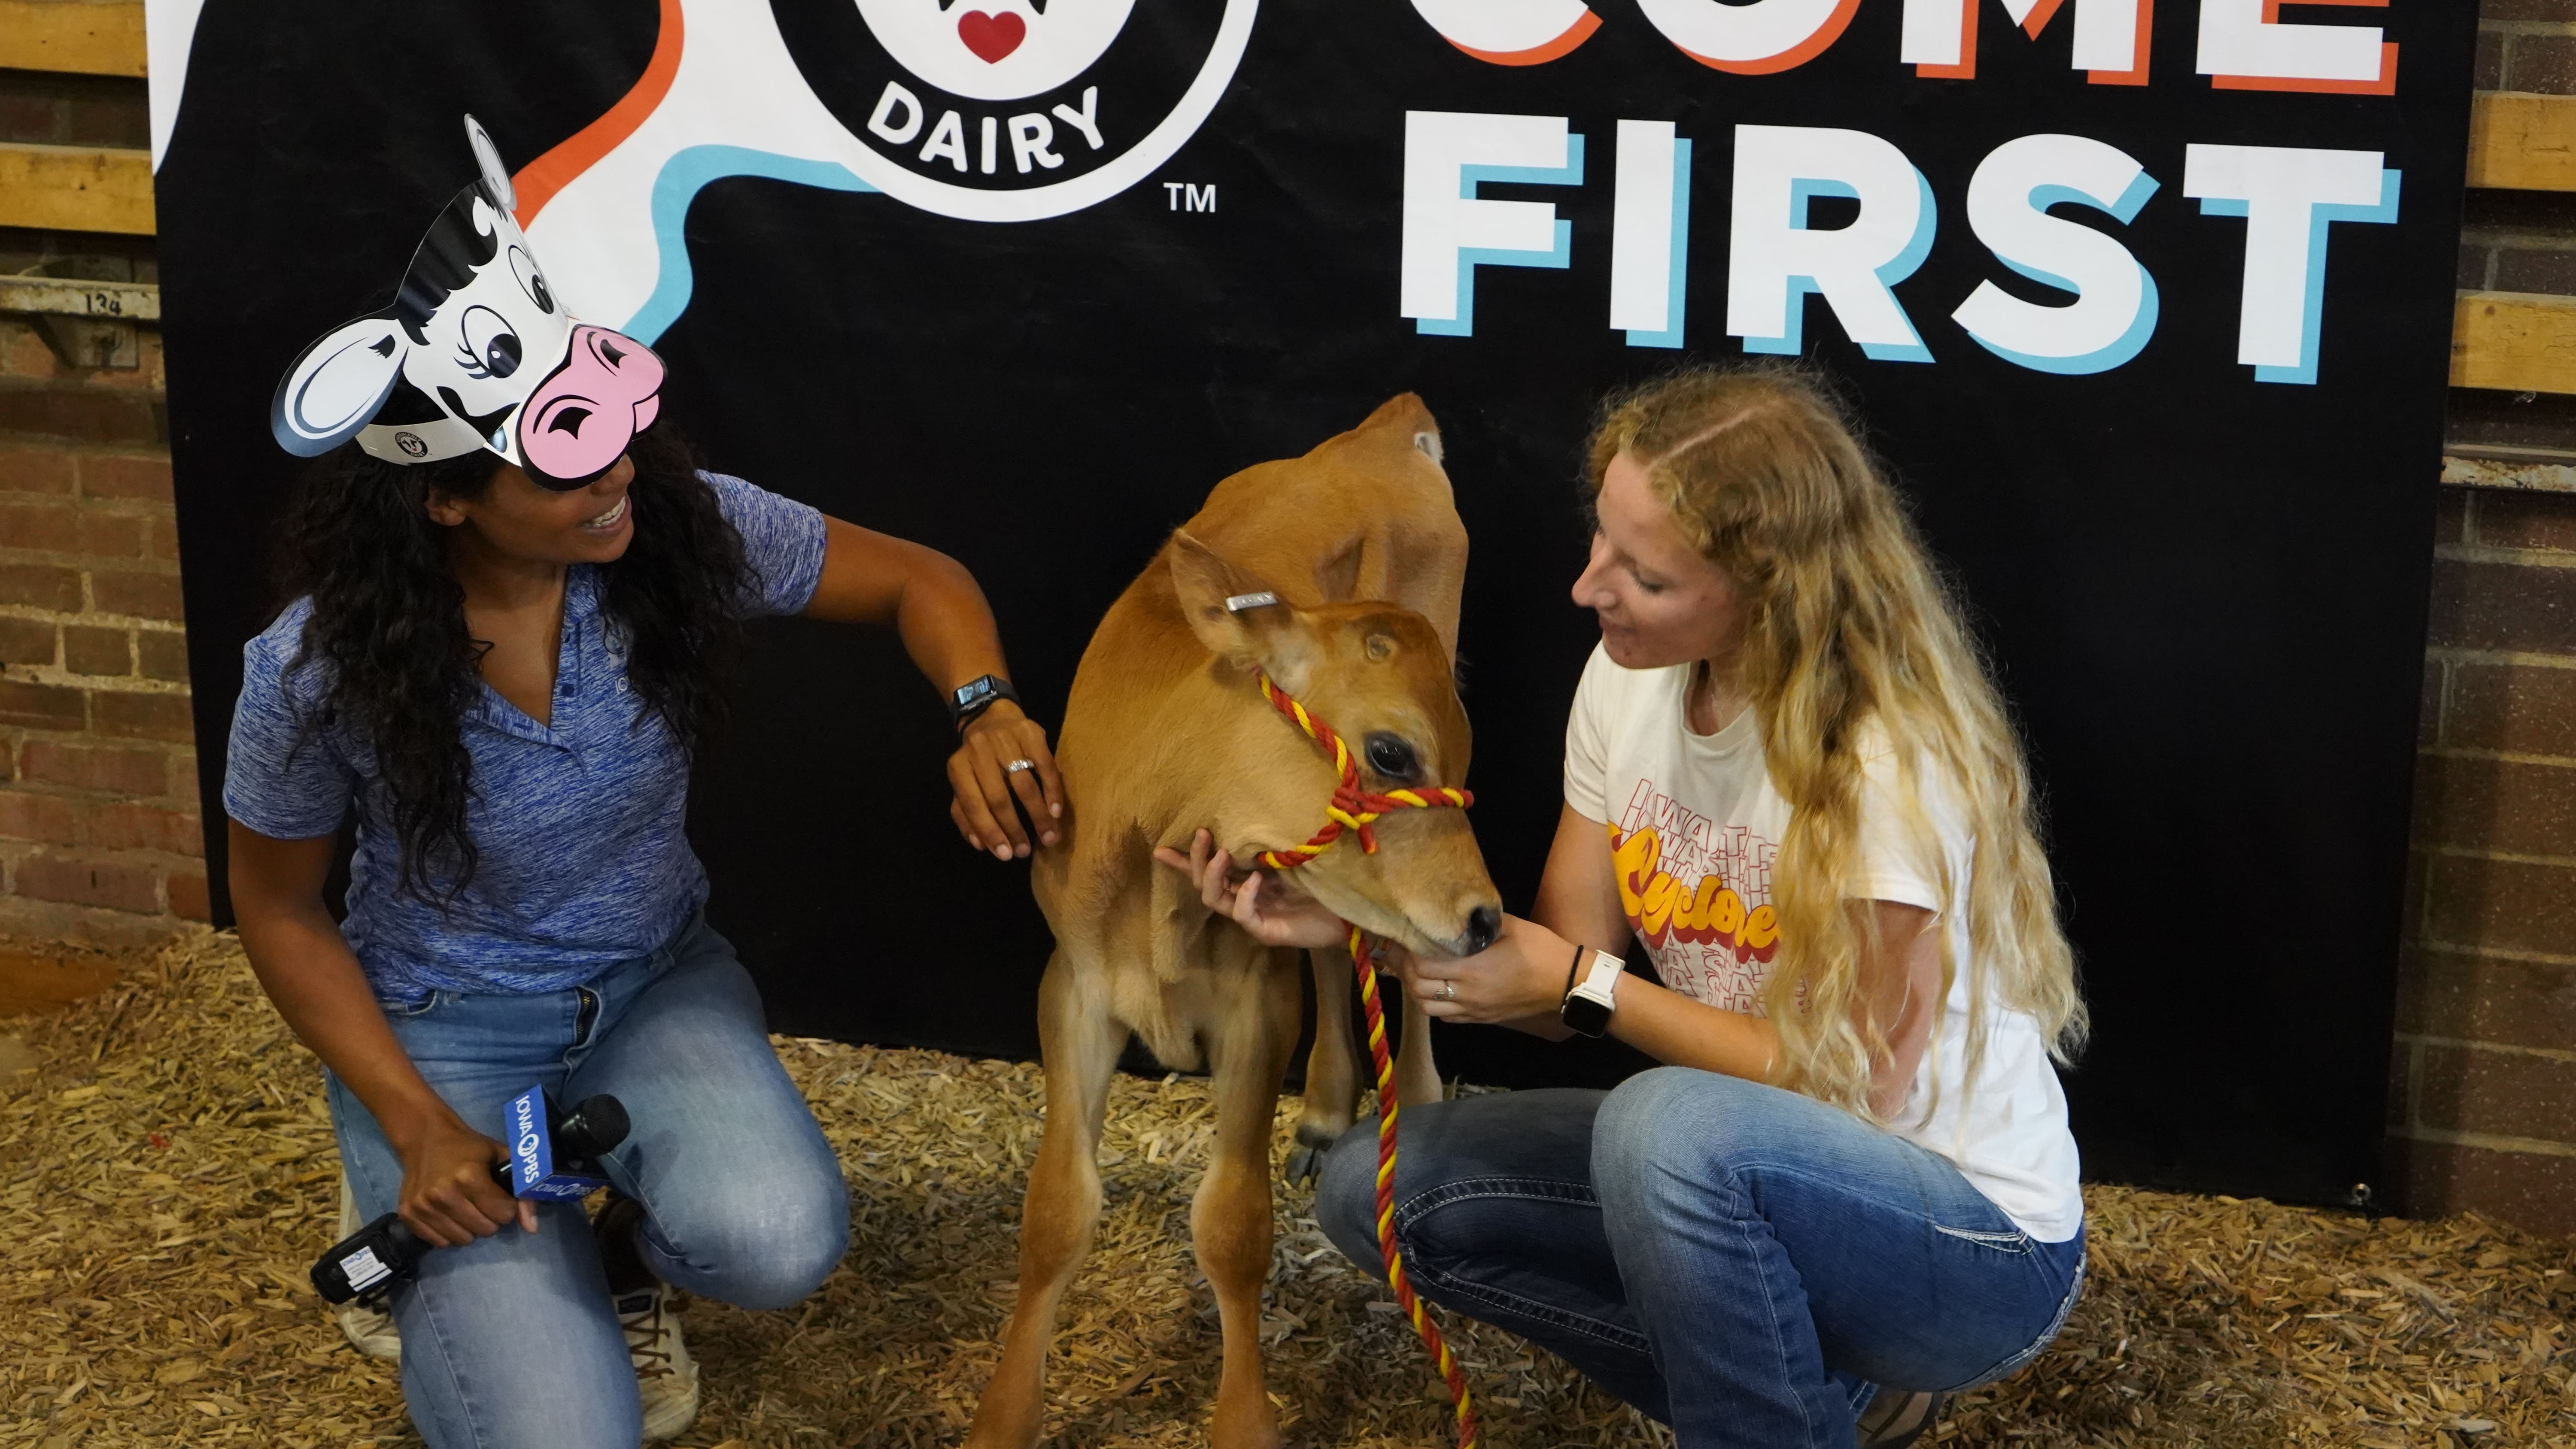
[1315,1116,1389,1276]
[1592,1066,1779,1202]
[640,1172,851,1311]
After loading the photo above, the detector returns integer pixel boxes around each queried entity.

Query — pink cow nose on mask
[518,324,666,484]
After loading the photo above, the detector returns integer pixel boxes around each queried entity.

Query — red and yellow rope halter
[1252,672,1479,1449]
[1252,673,1471,870]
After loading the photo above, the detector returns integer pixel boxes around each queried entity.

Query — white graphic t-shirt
[1564,644,2084,1242]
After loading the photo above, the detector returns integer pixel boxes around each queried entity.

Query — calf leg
[1195,951,1303,1449]
[1288,944,1357,1185]
[1394,985,1443,1109]
[966,953,1127,1449]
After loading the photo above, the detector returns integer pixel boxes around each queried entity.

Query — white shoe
[332,1173,403,1361]
[617,1283,700,1442]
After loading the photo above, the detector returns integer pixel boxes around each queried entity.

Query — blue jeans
[330,913,850,1449]
[1317,1068,2084,1449]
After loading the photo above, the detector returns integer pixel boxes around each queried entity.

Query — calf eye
[1364,733,1419,781]
[459,306,521,379]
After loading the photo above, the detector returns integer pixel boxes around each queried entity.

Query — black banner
[157,0,2478,1206]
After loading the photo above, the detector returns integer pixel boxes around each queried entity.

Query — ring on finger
[1436,980,1455,1002]
[1005,758,1035,773]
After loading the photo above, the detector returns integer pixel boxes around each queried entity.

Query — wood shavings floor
[3,930,2570,1447]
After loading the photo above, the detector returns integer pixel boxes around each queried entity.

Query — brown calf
[965,395,1501,1449]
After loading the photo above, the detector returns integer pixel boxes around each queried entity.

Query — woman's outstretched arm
[802,515,1065,860]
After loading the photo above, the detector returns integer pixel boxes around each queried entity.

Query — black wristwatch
[948,674,1020,731]
[1560,945,1625,1038]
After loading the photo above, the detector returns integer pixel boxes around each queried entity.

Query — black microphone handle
[380,1211,428,1264]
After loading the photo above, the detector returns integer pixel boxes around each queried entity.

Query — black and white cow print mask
[270,115,665,489]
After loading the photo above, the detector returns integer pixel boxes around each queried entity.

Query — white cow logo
[170,0,1259,349]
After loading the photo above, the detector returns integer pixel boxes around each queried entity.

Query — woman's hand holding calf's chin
[1150,828,1349,949]
[1399,912,1577,1025]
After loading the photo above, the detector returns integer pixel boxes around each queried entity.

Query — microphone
[501,1084,628,1200]
[311,1088,629,1305]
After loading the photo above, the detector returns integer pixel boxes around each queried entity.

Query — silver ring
[1004,758,1035,773]
[1437,981,1455,1002]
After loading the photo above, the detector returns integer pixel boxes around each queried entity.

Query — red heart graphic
[956,10,1024,63]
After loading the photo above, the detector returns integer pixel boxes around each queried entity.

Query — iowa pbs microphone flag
[506,1085,610,1200]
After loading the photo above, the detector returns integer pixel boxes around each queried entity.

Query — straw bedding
[3,929,2570,1447]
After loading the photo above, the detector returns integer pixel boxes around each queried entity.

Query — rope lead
[1251,672,1479,1449]
[1353,925,1480,1449]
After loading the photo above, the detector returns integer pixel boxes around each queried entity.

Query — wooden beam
[0,0,148,78]
[2468,92,2576,192]
[0,274,158,321]
[0,142,155,235]
[2454,291,2576,395]
[0,942,121,1016]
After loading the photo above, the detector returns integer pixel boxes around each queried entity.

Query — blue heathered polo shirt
[222,472,826,1003]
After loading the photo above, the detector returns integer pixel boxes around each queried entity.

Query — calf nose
[1462,905,1501,955]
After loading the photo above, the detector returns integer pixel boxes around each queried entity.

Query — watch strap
[1575,949,1624,1000]
[948,673,1019,730]
[1560,946,1622,1037]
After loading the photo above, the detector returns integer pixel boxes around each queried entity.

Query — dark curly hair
[270,424,746,902]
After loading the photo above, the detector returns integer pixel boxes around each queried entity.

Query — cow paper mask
[270,116,664,488]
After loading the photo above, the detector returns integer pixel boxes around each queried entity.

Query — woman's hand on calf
[1400,913,1577,1025]
[948,701,1066,860]
[1151,828,1349,948]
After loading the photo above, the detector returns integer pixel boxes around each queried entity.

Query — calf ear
[1168,530,1314,692]
[272,318,407,457]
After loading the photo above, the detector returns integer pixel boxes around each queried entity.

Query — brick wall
[2396,490,2576,1235]
[2478,0,2576,95]
[2376,0,2576,1241]
[0,64,196,947]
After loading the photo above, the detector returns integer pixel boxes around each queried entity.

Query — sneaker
[597,1192,701,1442]
[617,1282,701,1442]
[1855,1387,1943,1448]
[332,1173,403,1361]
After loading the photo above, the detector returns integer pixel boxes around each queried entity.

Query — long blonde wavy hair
[1586,364,2085,1122]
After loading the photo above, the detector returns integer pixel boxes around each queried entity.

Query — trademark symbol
[1163,182,1216,212]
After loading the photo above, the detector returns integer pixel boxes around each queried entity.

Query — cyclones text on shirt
[1610,778,1781,1014]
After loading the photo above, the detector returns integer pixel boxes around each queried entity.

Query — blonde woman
[1170,366,2087,1447]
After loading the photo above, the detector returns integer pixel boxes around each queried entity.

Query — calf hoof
[1284,1122,1343,1188]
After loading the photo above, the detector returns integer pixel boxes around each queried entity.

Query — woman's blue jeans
[328,913,850,1449]
[1316,1067,2084,1449]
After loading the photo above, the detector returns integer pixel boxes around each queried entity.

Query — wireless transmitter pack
[311,1087,629,1306]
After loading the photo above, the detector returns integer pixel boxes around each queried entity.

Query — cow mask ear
[465,114,515,215]
[271,317,407,458]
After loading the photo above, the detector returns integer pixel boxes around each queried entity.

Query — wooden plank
[2468,92,2576,192]
[0,142,155,235]
[0,943,121,1016]
[0,0,148,77]
[2445,451,2576,494]
[2453,291,2576,396]
[0,274,159,321]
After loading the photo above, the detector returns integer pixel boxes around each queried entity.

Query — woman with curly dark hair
[225,123,1062,1449]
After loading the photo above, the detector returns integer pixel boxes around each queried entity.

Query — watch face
[954,677,996,709]
[1562,993,1612,1038]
